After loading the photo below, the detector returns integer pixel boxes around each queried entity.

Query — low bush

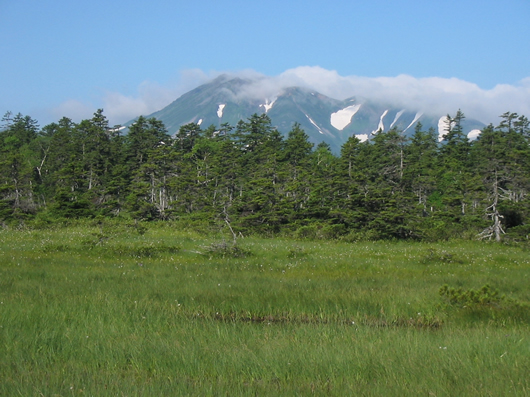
[439,284,508,307]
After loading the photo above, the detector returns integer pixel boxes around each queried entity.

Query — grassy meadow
[0,221,529,396]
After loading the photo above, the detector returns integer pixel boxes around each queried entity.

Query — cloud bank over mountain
[51,69,215,125]
[52,66,530,126]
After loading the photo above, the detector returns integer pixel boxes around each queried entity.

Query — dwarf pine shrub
[439,284,507,307]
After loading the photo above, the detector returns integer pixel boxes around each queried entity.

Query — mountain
[131,75,484,153]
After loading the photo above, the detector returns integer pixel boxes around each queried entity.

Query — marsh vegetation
[0,221,529,395]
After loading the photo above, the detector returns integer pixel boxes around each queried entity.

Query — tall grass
[0,221,529,395]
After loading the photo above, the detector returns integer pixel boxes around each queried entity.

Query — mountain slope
[132,75,484,153]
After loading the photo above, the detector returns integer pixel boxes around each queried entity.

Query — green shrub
[321,224,346,239]
[294,225,318,240]
[202,241,252,258]
[420,248,464,264]
[439,284,506,307]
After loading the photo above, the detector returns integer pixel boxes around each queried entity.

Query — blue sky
[1,0,529,126]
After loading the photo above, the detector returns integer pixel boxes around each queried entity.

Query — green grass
[0,221,529,395]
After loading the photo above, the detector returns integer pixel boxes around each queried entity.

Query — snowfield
[217,104,226,118]
[389,110,405,130]
[330,104,362,130]
[467,129,481,140]
[437,117,481,141]
[404,112,423,132]
[260,98,276,113]
[305,114,325,134]
[372,110,389,134]
[437,116,452,141]
[438,117,447,141]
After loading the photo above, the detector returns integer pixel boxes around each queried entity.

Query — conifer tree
[0,113,40,218]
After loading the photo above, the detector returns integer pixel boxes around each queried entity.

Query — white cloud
[228,66,530,125]
[50,99,94,122]
[51,69,218,125]
[51,66,530,126]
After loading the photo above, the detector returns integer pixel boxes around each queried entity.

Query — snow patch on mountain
[356,134,369,142]
[437,116,453,141]
[389,110,405,130]
[109,125,126,132]
[305,114,325,134]
[260,98,276,113]
[438,116,447,141]
[330,104,362,130]
[217,104,226,118]
[372,110,389,134]
[467,129,481,140]
[404,112,423,132]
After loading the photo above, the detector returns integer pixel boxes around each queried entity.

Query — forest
[1,109,529,242]
[2,109,530,394]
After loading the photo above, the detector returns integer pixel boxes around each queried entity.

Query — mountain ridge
[128,75,485,153]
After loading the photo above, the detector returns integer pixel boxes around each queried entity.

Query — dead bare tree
[478,171,505,242]
[223,206,238,246]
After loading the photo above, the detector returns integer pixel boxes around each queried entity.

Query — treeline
[1,109,529,241]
